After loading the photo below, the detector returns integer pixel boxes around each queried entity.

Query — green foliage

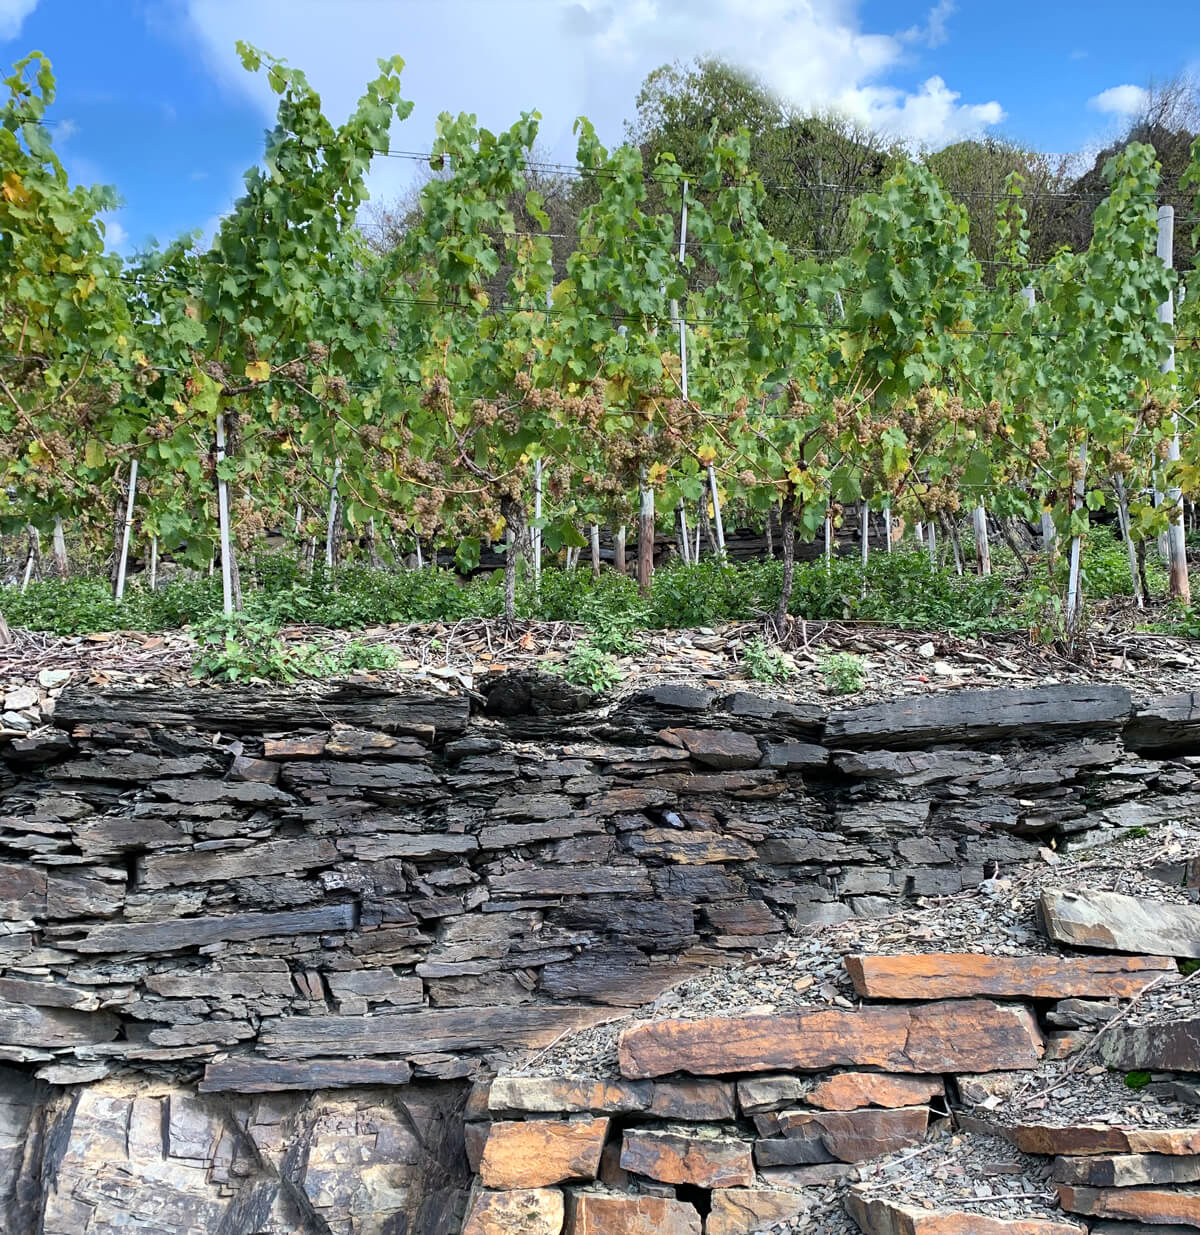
[554,641,623,693]
[1124,1070,1153,1090]
[337,640,401,672]
[0,548,1043,639]
[742,636,793,683]
[790,550,1013,634]
[191,615,402,682]
[820,651,867,695]
[191,616,335,683]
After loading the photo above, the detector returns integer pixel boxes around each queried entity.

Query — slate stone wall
[0,677,1196,1232]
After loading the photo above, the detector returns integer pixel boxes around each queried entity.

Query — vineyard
[5,45,1200,659]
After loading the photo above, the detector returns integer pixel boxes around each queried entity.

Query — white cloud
[56,117,77,142]
[103,217,128,250]
[176,0,1005,216]
[1089,84,1148,118]
[841,75,1005,147]
[900,0,955,49]
[0,0,38,41]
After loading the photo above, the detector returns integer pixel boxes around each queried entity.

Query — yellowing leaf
[490,515,507,540]
[697,444,717,466]
[1,173,29,206]
[647,462,668,487]
[84,439,106,469]
[244,360,270,382]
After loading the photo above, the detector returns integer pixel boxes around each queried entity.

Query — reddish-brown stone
[488,1077,651,1116]
[263,735,326,759]
[772,1106,929,1162]
[479,1118,609,1189]
[619,1129,754,1188]
[563,1193,701,1235]
[806,1072,943,1111]
[972,1118,1200,1156]
[705,1188,807,1234]
[846,1193,1087,1234]
[1044,1031,1092,1061]
[618,1001,1043,1079]
[1057,1184,1200,1226]
[844,953,1175,1000]
[462,1188,565,1235]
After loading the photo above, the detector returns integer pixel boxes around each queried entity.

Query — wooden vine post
[215,413,237,616]
[114,457,138,601]
[1159,205,1190,604]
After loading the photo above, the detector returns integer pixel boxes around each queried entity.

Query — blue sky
[3,0,1198,253]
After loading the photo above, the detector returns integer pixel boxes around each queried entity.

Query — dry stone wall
[0,675,1196,1232]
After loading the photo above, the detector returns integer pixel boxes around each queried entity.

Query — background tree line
[367,58,1200,292]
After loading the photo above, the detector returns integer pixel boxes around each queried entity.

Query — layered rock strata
[0,678,1197,1231]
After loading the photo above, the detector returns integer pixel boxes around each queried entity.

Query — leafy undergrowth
[3,549,1021,636]
[3,530,1194,688]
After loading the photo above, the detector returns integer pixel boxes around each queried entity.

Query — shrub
[820,651,867,695]
[742,635,793,683]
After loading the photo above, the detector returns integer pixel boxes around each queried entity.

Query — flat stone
[618,1130,754,1188]
[57,682,470,736]
[636,685,715,711]
[562,1193,701,1234]
[72,904,356,953]
[846,1193,1087,1234]
[479,1118,608,1189]
[199,1057,414,1091]
[264,735,327,759]
[826,685,1131,749]
[1127,692,1200,753]
[144,969,296,998]
[618,1001,1044,1079]
[490,869,652,897]
[737,1074,809,1114]
[0,977,101,1011]
[0,862,45,918]
[0,998,120,1049]
[261,1005,613,1057]
[648,1079,737,1121]
[4,687,38,711]
[844,953,1176,1000]
[767,1106,929,1163]
[760,740,829,769]
[139,836,338,888]
[759,1163,855,1187]
[705,1188,807,1235]
[659,728,761,770]
[971,1118,1200,1156]
[1099,1018,1200,1072]
[806,1072,943,1111]
[1090,1225,1197,1234]
[1057,1184,1200,1226]
[624,830,755,863]
[463,1188,565,1235]
[1040,888,1200,958]
[488,1077,652,1116]
[1053,1153,1200,1187]
[227,755,280,783]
